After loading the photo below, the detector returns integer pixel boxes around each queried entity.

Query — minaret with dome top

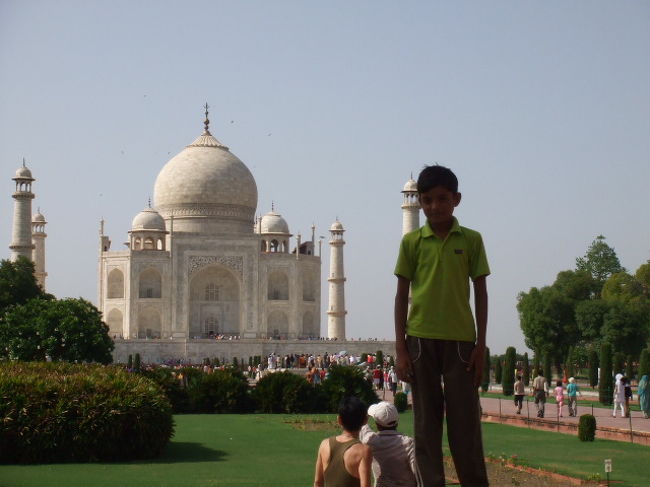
[327,219,347,340]
[31,209,47,289]
[10,160,36,262]
[401,175,420,235]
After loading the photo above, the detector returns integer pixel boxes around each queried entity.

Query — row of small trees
[486,344,650,405]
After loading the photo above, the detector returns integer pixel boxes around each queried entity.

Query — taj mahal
[8,106,419,362]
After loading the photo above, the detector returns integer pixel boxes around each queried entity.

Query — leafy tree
[575,300,609,344]
[134,352,141,372]
[566,346,575,378]
[522,352,530,386]
[532,354,540,377]
[588,349,599,388]
[518,285,577,362]
[0,257,46,316]
[553,270,598,300]
[602,272,644,302]
[576,235,624,288]
[612,351,625,376]
[634,261,650,297]
[481,346,491,392]
[502,347,516,396]
[543,353,552,382]
[0,297,114,363]
[625,354,634,381]
[601,301,650,357]
[639,348,650,380]
[599,343,613,405]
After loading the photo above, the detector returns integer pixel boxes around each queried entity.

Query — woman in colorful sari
[638,375,649,419]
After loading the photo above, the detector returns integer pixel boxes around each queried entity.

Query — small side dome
[131,207,166,231]
[15,166,33,179]
[33,211,46,222]
[260,211,290,234]
[402,178,417,192]
[330,220,344,232]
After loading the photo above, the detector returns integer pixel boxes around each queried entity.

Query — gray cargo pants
[407,336,489,487]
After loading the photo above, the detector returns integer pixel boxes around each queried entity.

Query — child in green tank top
[314,397,372,487]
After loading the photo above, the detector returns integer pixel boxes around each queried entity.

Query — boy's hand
[466,343,485,387]
[395,344,413,383]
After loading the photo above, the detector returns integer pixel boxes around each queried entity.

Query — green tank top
[323,437,361,487]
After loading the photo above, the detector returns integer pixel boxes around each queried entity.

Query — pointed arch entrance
[189,265,241,337]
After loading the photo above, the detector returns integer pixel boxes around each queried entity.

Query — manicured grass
[0,413,647,487]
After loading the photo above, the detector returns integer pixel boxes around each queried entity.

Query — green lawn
[0,413,646,487]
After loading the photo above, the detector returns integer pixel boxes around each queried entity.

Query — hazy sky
[1,1,649,354]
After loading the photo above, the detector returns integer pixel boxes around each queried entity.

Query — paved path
[478,395,650,433]
[374,388,650,434]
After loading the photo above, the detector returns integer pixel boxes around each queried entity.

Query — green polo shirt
[394,217,490,342]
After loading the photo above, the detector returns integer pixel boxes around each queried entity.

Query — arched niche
[268,270,289,300]
[268,310,289,338]
[189,265,240,337]
[139,268,162,298]
[302,270,315,301]
[107,268,124,299]
[302,310,314,335]
[106,308,123,337]
[138,308,161,338]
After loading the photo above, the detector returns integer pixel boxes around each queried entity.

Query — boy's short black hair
[338,396,367,432]
[417,165,458,194]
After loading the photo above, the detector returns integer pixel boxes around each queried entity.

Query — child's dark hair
[417,165,458,194]
[557,380,562,387]
[338,396,367,432]
[517,375,522,381]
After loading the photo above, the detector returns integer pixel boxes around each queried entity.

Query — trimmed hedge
[578,414,596,442]
[393,392,408,413]
[0,362,174,463]
[320,364,378,412]
[142,366,252,413]
[254,371,320,413]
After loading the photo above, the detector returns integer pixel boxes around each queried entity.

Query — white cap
[368,401,399,427]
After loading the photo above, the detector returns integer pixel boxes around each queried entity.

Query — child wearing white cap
[360,401,420,487]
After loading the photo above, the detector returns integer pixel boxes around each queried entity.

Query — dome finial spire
[148,197,151,208]
[271,200,275,212]
[22,157,26,167]
[203,102,211,135]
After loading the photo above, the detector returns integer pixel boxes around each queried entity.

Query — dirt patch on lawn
[444,457,602,486]
[283,418,339,431]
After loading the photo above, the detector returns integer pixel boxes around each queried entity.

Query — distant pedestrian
[514,375,525,414]
[624,376,633,417]
[638,375,650,419]
[532,369,547,418]
[389,367,398,395]
[554,380,564,417]
[566,377,581,417]
[613,376,626,418]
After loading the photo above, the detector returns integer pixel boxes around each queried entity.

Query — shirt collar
[421,217,462,239]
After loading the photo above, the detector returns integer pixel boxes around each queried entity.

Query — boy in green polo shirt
[394,165,490,487]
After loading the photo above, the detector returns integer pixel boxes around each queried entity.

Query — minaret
[327,220,347,340]
[10,159,35,261]
[401,175,420,235]
[31,209,47,289]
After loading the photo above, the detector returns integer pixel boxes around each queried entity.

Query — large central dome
[153,122,258,234]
